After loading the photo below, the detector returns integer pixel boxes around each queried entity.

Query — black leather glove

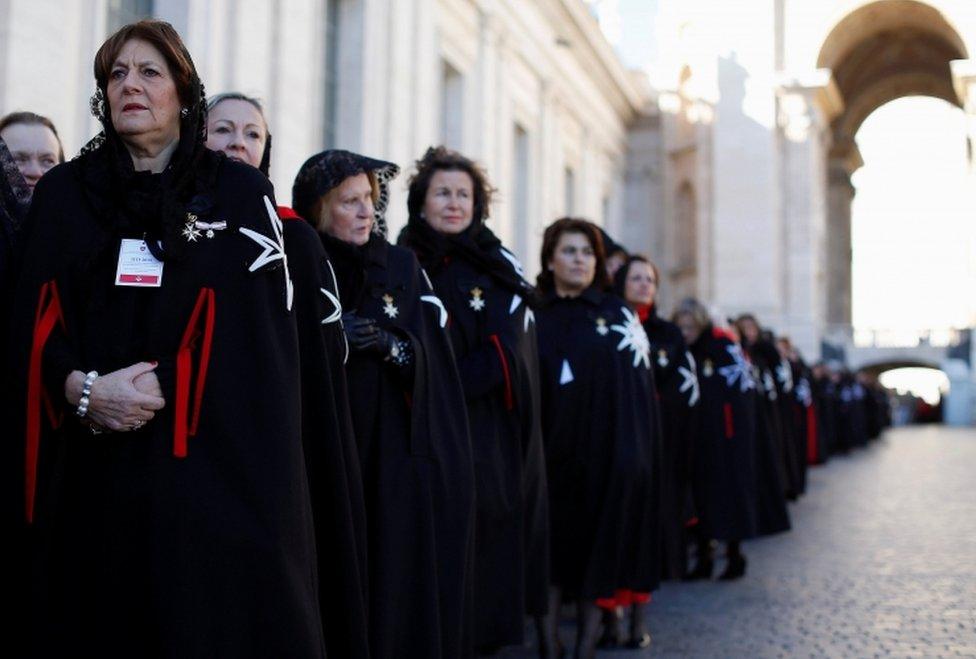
[342,312,399,358]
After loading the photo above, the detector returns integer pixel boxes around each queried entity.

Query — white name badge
[115,239,164,287]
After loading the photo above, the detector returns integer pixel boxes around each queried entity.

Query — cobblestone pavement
[500,425,976,658]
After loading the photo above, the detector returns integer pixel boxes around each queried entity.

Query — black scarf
[399,213,537,305]
[319,229,371,311]
[0,138,30,245]
[292,150,399,239]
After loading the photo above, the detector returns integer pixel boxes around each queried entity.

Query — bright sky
[851,97,972,332]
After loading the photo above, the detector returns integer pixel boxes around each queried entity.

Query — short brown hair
[536,217,610,294]
[94,20,196,108]
[0,111,65,162]
[407,146,495,226]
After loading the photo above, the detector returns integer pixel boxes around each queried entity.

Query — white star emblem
[421,294,448,328]
[717,344,756,392]
[678,351,700,406]
[776,359,794,393]
[795,377,812,407]
[320,287,341,324]
[323,260,348,363]
[239,196,293,311]
[469,287,486,311]
[509,294,535,332]
[182,222,202,242]
[609,307,651,369]
[763,371,778,401]
[381,294,399,319]
[498,247,526,277]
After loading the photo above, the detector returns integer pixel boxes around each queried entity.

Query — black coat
[746,340,802,499]
[536,288,659,599]
[789,358,824,466]
[281,212,370,659]
[750,362,792,537]
[418,244,549,647]
[10,155,344,658]
[688,326,759,542]
[641,306,698,580]
[324,232,476,659]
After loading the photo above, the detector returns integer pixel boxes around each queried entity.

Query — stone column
[825,140,861,333]
[950,59,976,425]
[776,70,842,358]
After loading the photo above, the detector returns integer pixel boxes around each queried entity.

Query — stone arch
[858,359,943,378]
[813,0,972,327]
[819,0,968,149]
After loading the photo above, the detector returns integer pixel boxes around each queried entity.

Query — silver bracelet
[76,370,99,418]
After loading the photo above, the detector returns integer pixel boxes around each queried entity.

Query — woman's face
[206,99,267,168]
[0,123,60,193]
[548,231,596,295]
[422,169,474,235]
[623,260,658,307]
[320,173,374,246]
[675,313,702,345]
[107,39,181,148]
[739,318,760,344]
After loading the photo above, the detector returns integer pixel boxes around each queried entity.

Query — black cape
[789,358,824,467]
[10,155,340,657]
[640,305,699,580]
[745,339,802,499]
[323,231,476,659]
[0,136,32,650]
[749,357,792,537]
[536,287,660,599]
[687,326,759,542]
[0,137,30,304]
[280,210,370,659]
[400,226,549,647]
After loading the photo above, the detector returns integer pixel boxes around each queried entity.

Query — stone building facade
[0,0,644,277]
[2,0,975,372]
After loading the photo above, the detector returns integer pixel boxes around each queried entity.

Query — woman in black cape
[731,316,792,541]
[292,149,476,659]
[777,337,825,467]
[614,256,698,582]
[534,218,659,658]
[9,21,340,656]
[674,299,760,580]
[205,91,370,658]
[398,146,549,655]
[736,315,804,499]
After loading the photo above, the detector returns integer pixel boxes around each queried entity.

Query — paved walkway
[504,425,976,658]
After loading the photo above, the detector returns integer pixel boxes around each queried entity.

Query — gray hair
[672,297,711,329]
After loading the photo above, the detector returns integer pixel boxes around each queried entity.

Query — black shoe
[718,554,747,580]
[682,558,714,581]
[625,633,652,650]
